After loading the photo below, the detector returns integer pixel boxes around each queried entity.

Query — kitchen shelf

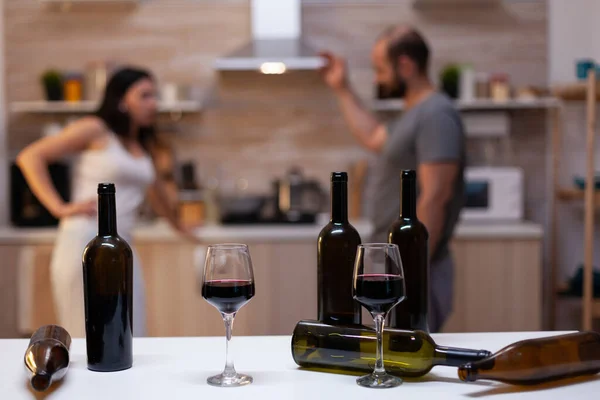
[9,100,202,114]
[553,82,600,102]
[371,97,561,112]
[556,188,600,206]
[550,69,599,331]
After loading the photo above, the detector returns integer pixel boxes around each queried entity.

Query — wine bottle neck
[30,373,52,391]
[400,175,416,218]
[331,181,348,223]
[433,346,493,368]
[98,193,118,236]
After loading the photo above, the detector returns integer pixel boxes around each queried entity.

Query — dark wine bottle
[291,320,491,377]
[24,325,71,392]
[317,172,362,325]
[458,331,600,385]
[82,183,133,372]
[387,170,430,332]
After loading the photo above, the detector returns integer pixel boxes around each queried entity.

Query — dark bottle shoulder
[318,222,362,241]
[388,218,429,238]
[83,235,133,256]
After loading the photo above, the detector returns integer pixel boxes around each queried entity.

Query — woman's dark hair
[95,67,156,152]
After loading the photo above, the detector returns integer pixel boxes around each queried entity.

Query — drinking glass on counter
[352,243,406,388]
[202,244,256,387]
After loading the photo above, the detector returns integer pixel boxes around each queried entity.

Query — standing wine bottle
[291,320,491,377]
[82,183,133,372]
[24,325,71,392]
[459,331,600,385]
[387,170,429,332]
[317,172,362,325]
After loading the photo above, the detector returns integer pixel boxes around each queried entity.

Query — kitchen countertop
[0,219,543,245]
[2,331,596,400]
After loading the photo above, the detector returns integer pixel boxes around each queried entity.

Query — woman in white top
[17,67,194,337]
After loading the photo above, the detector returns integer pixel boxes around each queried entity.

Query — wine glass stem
[223,313,237,377]
[374,314,386,375]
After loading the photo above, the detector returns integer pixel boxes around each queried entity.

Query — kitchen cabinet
[0,221,542,338]
[139,242,317,337]
[444,238,542,332]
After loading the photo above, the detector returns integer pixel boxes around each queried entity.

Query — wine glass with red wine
[201,243,255,387]
[352,243,406,388]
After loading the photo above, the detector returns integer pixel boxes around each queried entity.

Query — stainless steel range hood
[214,0,324,73]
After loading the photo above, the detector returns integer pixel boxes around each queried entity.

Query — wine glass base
[356,372,402,389]
[207,373,253,387]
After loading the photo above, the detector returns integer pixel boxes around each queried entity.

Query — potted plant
[41,70,64,101]
[440,64,460,99]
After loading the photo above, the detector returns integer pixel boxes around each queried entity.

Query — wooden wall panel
[444,239,542,333]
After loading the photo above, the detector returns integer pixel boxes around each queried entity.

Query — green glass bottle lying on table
[291,320,491,377]
[458,331,600,385]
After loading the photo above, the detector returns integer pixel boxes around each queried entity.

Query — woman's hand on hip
[175,221,202,244]
[56,200,97,218]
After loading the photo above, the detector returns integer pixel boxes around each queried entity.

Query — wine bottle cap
[401,170,416,180]
[97,183,116,194]
[331,172,348,182]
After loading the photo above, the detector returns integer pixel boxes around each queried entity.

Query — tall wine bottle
[82,183,133,372]
[24,325,71,392]
[458,331,600,385]
[388,170,429,332]
[317,172,361,325]
[291,320,491,377]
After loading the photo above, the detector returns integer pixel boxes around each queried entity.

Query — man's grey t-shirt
[365,92,466,263]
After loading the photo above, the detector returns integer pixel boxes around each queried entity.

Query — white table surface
[3,331,598,400]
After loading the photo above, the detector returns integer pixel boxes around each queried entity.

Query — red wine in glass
[202,279,255,314]
[354,274,405,314]
[352,243,405,388]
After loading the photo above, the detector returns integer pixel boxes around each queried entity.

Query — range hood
[214,0,324,73]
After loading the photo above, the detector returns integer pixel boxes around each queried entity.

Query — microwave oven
[10,161,71,227]
[460,167,524,222]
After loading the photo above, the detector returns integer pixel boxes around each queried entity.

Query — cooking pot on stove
[275,167,325,221]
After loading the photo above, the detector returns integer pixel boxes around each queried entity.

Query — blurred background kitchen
[0,0,598,338]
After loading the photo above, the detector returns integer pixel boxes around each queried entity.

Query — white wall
[548,0,599,84]
[594,1,600,63]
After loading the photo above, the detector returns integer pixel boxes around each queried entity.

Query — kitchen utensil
[459,64,475,102]
[42,122,63,137]
[219,195,267,224]
[490,73,510,101]
[475,72,490,99]
[574,175,600,190]
[160,83,190,104]
[84,62,110,102]
[349,160,369,220]
[576,59,596,81]
[277,167,325,221]
[558,265,600,298]
[64,73,83,102]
